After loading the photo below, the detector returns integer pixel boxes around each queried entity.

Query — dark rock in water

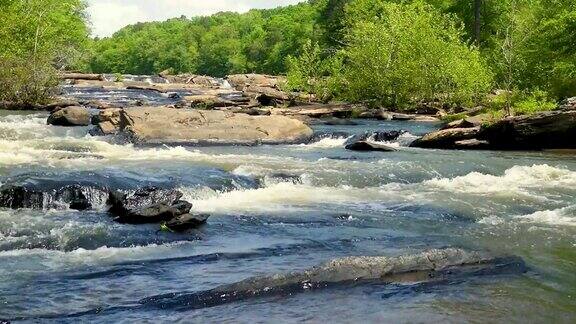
[415,110,576,150]
[139,248,526,311]
[344,130,405,151]
[108,187,190,224]
[345,130,406,146]
[371,130,406,142]
[47,106,91,126]
[479,110,576,150]
[345,141,397,152]
[0,184,108,210]
[165,213,210,232]
[0,185,44,209]
[410,127,481,149]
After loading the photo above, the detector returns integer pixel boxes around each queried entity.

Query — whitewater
[0,109,575,323]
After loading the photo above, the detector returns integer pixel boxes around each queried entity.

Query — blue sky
[86,0,305,37]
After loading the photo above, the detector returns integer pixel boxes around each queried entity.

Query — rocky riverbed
[0,75,575,322]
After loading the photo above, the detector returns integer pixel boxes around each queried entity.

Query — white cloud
[86,0,306,38]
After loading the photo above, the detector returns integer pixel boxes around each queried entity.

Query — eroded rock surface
[47,106,91,126]
[117,107,313,145]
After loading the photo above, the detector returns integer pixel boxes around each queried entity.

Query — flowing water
[0,104,575,322]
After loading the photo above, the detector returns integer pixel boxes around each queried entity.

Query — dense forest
[1,0,575,113]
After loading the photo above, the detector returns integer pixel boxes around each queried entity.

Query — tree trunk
[474,0,482,46]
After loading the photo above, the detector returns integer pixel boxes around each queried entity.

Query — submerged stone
[139,248,526,310]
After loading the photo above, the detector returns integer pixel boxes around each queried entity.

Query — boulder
[410,127,481,149]
[91,108,123,135]
[93,108,122,124]
[165,213,210,232]
[345,130,406,144]
[124,81,165,93]
[47,106,91,126]
[0,183,109,210]
[183,94,238,109]
[441,119,476,130]
[42,99,81,111]
[479,110,576,150]
[244,85,291,105]
[118,107,313,145]
[345,141,397,152]
[226,74,286,90]
[108,187,189,224]
[344,130,405,152]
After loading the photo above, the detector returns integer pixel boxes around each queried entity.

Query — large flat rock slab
[120,107,313,145]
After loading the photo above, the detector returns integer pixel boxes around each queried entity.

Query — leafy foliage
[339,1,492,108]
[88,3,322,77]
[0,0,88,104]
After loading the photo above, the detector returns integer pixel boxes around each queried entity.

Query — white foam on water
[298,136,351,149]
[478,216,505,226]
[515,206,576,227]
[0,241,193,270]
[183,182,400,214]
[185,164,576,216]
[423,164,576,197]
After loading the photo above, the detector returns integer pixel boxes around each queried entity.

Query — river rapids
[0,103,575,322]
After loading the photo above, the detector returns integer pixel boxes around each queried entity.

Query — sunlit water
[0,108,575,323]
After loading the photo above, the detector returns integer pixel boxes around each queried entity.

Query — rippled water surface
[0,109,575,323]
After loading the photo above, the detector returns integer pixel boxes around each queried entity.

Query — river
[0,91,575,322]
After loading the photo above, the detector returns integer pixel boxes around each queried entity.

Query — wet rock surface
[108,187,191,224]
[0,182,109,210]
[139,248,526,310]
[411,127,481,149]
[344,130,406,152]
[0,176,207,230]
[47,106,91,126]
[414,110,576,150]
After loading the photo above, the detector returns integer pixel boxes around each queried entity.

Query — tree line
[0,0,574,114]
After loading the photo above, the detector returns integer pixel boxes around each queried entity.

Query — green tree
[340,1,492,108]
[0,0,88,105]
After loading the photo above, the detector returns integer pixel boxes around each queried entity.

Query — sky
[86,0,306,38]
